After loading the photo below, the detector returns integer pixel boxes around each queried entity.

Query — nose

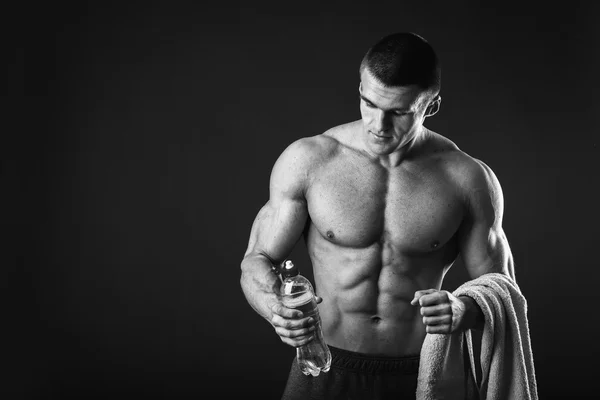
[372,109,390,132]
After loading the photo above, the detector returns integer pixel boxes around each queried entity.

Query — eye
[362,98,375,108]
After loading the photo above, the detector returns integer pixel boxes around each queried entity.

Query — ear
[424,95,441,117]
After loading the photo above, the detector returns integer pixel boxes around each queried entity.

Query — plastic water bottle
[279,259,332,377]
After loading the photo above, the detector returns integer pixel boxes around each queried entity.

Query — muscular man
[240,32,515,399]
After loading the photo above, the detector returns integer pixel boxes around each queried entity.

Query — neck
[366,127,429,168]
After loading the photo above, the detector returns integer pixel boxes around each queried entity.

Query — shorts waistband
[328,345,420,375]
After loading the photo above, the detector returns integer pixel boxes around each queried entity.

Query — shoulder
[425,131,504,212]
[274,120,360,171]
[270,124,352,196]
[442,148,504,226]
[450,153,503,203]
[425,131,501,192]
[274,132,339,172]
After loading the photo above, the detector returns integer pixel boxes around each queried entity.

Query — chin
[367,143,398,156]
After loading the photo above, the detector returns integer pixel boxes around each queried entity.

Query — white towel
[416,273,538,400]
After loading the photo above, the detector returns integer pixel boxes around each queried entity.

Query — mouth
[370,131,393,139]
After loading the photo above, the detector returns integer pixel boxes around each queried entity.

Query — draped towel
[416,273,538,400]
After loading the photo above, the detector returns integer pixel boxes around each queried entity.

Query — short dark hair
[359,32,441,96]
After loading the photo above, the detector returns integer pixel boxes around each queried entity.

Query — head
[358,32,441,155]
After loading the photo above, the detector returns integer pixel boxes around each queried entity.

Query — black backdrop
[12,1,600,399]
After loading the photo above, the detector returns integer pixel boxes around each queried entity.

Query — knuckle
[287,328,298,337]
[297,330,308,339]
[289,328,306,338]
[275,327,287,338]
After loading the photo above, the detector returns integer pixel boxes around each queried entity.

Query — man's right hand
[269,296,322,347]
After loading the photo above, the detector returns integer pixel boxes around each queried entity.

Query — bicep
[458,216,514,280]
[244,197,308,264]
[458,161,515,281]
[244,139,313,264]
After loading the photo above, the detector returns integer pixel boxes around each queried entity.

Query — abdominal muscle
[309,239,449,357]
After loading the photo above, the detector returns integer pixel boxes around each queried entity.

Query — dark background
[11,1,599,399]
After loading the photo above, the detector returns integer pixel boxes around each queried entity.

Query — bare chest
[306,157,464,252]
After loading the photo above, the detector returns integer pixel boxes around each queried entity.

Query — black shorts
[281,345,420,400]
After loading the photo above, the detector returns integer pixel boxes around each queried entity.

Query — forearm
[240,253,282,322]
[459,296,484,331]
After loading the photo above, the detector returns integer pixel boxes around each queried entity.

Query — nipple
[326,230,335,239]
[431,241,440,249]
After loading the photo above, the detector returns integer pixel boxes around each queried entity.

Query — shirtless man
[240,32,515,399]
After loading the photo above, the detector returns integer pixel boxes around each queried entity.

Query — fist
[411,289,467,334]
[269,296,323,347]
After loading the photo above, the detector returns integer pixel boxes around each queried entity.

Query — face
[359,69,437,156]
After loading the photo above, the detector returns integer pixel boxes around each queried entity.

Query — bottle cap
[280,259,299,279]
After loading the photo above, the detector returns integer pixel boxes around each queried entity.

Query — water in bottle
[280,260,332,377]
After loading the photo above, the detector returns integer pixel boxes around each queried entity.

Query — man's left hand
[411,289,473,334]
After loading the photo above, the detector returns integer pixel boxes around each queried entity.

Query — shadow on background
[11,1,599,398]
